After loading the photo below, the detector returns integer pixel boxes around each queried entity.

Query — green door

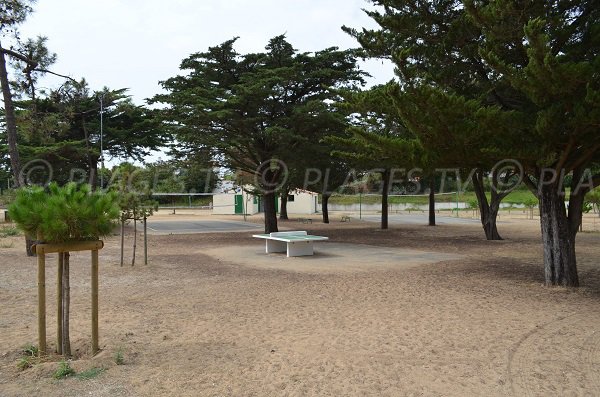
[234,194,243,214]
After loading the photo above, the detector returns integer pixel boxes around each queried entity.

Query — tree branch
[34,68,78,83]
[522,173,540,198]
[0,47,78,83]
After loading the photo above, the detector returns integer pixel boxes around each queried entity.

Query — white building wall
[212,193,259,215]
[212,194,236,215]
[286,191,318,214]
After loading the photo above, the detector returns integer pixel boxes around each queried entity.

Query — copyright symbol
[19,159,54,187]
[491,159,524,194]
[254,159,289,194]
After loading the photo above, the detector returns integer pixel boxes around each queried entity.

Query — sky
[19,0,396,106]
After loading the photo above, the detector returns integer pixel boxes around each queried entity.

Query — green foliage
[152,35,365,186]
[52,360,75,379]
[17,357,32,371]
[111,165,158,221]
[21,343,38,357]
[586,188,600,214]
[114,348,124,365]
[8,183,119,242]
[13,80,168,187]
[523,198,538,209]
[328,84,419,171]
[76,367,105,380]
[16,343,38,371]
[467,199,479,210]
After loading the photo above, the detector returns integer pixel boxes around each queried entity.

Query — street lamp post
[99,94,104,189]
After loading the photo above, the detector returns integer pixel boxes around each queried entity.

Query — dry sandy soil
[0,214,599,397]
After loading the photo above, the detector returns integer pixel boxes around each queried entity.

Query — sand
[0,215,599,396]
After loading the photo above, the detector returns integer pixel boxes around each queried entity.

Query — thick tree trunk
[61,252,71,357]
[472,169,503,240]
[263,191,279,233]
[322,193,330,224]
[0,45,22,186]
[279,189,289,220]
[381,169,389,230]
[428,178,436,226]
[538,183,579,287]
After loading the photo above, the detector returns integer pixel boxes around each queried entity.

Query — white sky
[19,0,396,105]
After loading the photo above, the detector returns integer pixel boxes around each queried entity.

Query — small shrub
[76,367,105,380]
[52,360,75,379]
[467,198,479,210]
[114,348,125,365]
[22,343,38,357]
[17,357,32,371]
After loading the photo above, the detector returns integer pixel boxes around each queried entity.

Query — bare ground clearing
[0,216,599,396]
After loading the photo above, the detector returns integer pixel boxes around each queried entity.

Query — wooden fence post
[37,251,46,355]
[57,253,63,355]
[91,249,99,354]
[144,216,148,265]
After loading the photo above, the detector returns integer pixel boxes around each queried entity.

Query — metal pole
[99,95,104,189]
[456,189,459,217]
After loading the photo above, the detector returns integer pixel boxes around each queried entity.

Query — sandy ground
[0,214,599,396]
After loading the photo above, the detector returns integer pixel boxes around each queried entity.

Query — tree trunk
[263,191,279,233]
[322,193,330,224]
[1,45,32,255]
[25,237,35,257]
[131,218,137,266]
[471,169,503,240]
[381,169,390,230]
[538,182,579,287]
[428,177,436,226]
[279,189,289,220]
[89,159,98,189]
[61,252,71,357]
[0,44,22,186]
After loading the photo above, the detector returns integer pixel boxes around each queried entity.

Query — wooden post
[37,252,46,355]
[91,249,99,354]
[56,252,63,355]
[120,219,125,267]
[143,216,148,265]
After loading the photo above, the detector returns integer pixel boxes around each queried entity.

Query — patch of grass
[114,348,125,365]
[52,360,75,379]
[17,357,33,371]
[0,226,20,238]
[22,343,38,357]
[76,367,105,380]
[0,241,14,248]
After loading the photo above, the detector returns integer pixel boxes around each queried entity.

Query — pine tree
[9,182,119,355]
[153,35,365,233]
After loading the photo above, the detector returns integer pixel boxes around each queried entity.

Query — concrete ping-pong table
[252,231,329,257]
